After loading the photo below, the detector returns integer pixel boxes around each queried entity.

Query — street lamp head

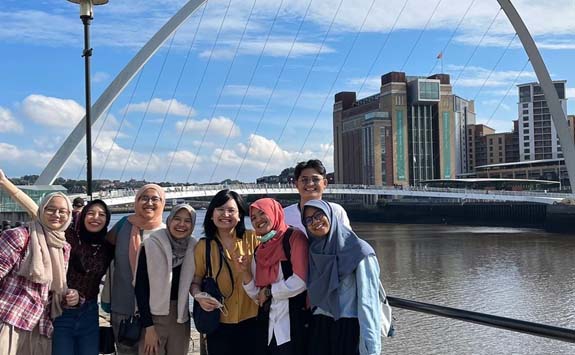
[67,0,109,18]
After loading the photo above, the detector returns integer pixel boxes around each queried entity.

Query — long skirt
[307,314,360,355]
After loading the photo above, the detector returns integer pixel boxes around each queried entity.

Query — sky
[0,0,574,184]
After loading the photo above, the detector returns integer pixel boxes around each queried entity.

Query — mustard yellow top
[194,230,259,324]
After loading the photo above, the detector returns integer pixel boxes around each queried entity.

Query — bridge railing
[388,296,575,343]
[83,183,571,203]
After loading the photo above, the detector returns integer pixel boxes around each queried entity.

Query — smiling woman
[104,183,166,355]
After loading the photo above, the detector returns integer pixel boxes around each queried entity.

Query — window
[523,129,529,134]
[490,146,493,151]
[525,155,531,160]
[524,142,530,147]
[522,103,529,108]
[523,122,529,128]
[498,137,502,144]
[525,149,530,153]
[519,86,531,102]
[522,110,529,114]
[524,135,529,141]
[523,116,529,121]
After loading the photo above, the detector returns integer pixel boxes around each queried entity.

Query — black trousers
[268,335,295,355]
[206,317,266,355]
[308,314,360,355]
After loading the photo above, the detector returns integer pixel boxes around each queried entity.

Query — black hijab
[76,199,111,245]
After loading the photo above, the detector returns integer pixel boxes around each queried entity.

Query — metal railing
[388,296,575,343]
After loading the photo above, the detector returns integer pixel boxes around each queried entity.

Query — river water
[112,212,575,354]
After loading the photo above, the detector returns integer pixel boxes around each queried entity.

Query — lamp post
[67,0,108,199]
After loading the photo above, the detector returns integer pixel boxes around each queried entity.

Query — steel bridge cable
[119,31,178,181]
[185,0,261,183]
[486,58,530,126]
[207,0,294,183]
[141,3,209,180]
[164,0,233,181]
[355,0,409,97]
[427,0,476,75]
[75,106,114,180]
[472,33,518,101]
[232,0,327,181]
[260,0,379,178]
[399,0,443,72]
[98,69,144,179]
[452,7,502,86]
[295,0,409,165]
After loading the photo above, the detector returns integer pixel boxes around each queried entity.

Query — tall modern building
[517,81,567,161]
[333,71,475,186]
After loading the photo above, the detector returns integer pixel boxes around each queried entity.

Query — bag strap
[204,237,213,278]
[213,237,234,299]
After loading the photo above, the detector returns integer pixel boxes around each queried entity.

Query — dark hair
[73,197,85,208]
[294,159,327,180]
[203,189,247,240]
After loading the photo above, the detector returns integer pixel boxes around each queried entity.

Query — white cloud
[93,71,111,84]
[0,107,23,133]
[211,134,334,178]
[21,94,84,128]
[448,65,537,88]
[123,98,195,117]
[166,150,202,166]
[175,116,240,137]
[0,143,53,167]
[201,38,335,59]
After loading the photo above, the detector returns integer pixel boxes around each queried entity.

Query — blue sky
[0,0,574,183]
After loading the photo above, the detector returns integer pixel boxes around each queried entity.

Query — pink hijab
[251,198,307,287]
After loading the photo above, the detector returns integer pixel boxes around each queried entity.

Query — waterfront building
[333,71,475,186]
[466,121,519,172]
[517,80,567,161]
[473,158,568,189]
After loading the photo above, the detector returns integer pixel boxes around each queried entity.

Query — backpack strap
[280,228,295,278]
[106,216,128,246]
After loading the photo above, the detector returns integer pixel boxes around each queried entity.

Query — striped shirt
[0,227,70,337]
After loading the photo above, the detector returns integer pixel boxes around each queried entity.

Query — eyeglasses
[298,176,324,185]
[215,207,239,215]
[45,208,70,217]
[303,210,326,226]
[139,196,161,204]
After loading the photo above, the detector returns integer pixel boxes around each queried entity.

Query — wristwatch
[263,286,272,298]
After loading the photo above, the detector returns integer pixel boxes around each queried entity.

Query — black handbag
[117,314,142,347]
[99,325,116,354]
[192,238,233,335]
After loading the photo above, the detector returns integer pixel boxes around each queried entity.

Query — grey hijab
[303,199,374,319]
[166,204,196,268]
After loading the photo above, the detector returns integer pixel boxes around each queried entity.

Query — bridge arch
[36,0,575,192]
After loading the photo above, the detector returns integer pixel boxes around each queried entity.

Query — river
[111,212,575,354]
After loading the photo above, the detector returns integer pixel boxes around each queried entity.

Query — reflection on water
[112,213,575,354]
[358,223,575,354]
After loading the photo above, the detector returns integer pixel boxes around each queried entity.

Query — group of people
[0,159,390,355]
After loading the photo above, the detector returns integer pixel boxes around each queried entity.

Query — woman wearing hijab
[302,200,383,355]
[52,199,114,355]
[0,190,73,355]
[135,204,197,355]
[106,184,166,355]
[240,198,309,355]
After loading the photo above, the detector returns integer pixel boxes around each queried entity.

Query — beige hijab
[17,192,72,318]
[127,184,166,274]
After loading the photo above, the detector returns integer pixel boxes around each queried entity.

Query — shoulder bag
[192,238,234,335]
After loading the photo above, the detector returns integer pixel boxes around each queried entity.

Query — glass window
[519,86,531,103]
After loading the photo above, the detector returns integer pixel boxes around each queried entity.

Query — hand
[144,326,160,355]
[195,295,221,312]
[65,289,80,306]
[257,287,270,306]
[231,252,251,273]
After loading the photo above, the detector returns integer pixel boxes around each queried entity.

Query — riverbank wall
[345,202,575,233]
